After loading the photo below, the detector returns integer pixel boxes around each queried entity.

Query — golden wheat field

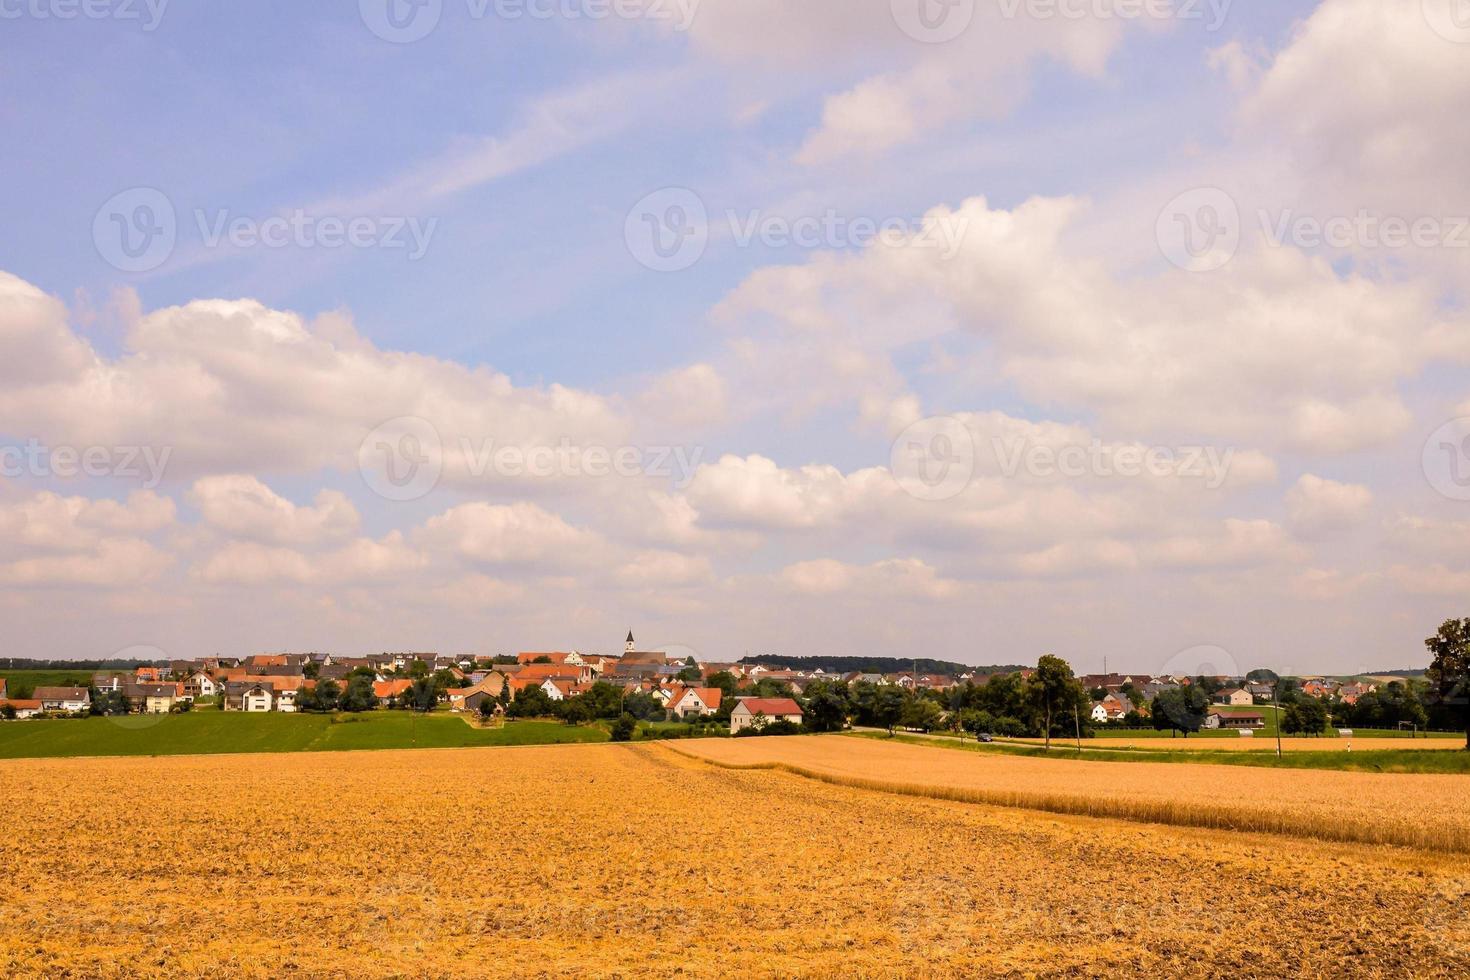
[1013,736,1467,752]
[2,742,1469,979]
[673,736,1470,852]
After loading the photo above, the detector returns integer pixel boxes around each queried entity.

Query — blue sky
[3,0,1469,671]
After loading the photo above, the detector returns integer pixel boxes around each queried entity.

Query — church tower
[625,630,635,655]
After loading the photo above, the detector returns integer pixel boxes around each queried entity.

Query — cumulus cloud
[774,557,962,600]
[1285,475,1373,535]
[190,475,359,545]
[0,490,175,587]
[714,195,1468,453]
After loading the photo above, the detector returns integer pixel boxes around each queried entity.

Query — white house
[667,687,722,719]
[34,687,90,713]
[729,697,804,733]
[1090,702,1109,723]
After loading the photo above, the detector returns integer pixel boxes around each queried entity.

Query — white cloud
[774,557,961,600]
[416,501,602,567]
[1285,475,1373,535]
[190,475,359,545]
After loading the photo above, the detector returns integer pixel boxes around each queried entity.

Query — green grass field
[0,711,607,759]
[0,669,99,696]
[851,732,1470,774]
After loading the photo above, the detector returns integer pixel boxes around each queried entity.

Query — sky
[2,0,1469,675]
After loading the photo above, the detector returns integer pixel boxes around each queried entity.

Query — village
[0,631,1403,741]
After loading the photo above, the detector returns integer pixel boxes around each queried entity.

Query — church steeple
[625,630,635,655]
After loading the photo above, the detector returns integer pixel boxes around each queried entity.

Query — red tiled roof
[734,697,802,716]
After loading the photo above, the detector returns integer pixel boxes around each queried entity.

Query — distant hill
[737,655,1025,677]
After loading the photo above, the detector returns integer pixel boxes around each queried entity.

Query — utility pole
[1271,679,1282,759]
[1073,704,1081,752]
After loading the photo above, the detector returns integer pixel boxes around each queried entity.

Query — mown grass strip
[662,742,1470,855]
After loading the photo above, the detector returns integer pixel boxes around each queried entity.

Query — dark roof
[34,686,89,700]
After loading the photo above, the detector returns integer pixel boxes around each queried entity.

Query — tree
[1151,686,1209,737]
[339,674,377,712]
[478,698,498,720]
[676,666,702,684]
[1029,655,1085,749]
[1425,618,1470,750]
[871,686,906,734]
[609,713,637,742]
[408,677,437,713]
[1282,697,1328,736]
[562,699,592,726]
[510,684,554,719]
[802,682,850,733]
[900,696,942,733]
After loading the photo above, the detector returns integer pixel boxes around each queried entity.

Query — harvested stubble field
[674,736,1470,853]
[2,743,1468,979]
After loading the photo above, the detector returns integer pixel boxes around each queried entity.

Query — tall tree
[1029,655,1084,749]
[1425,618,1470,750]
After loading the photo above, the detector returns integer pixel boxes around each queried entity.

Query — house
[1245,682,1274,699]
[1095,693,1137,722]
[183,671,217,698]
[517,651,586,667]
[667,686,722,719]
[1089,702,1110,723]
[729,697,804,733]
[1205,709,1265,729]
[91,672,123,692]
[372,679,413,706]
[128,682,179,714]
[0,699,42,719]
[34,686,90,713]
[540,678,587,701]
[1212,688,1254,706]
[515,662,594,685]
[223,681,275,712]
[1301,680,1337,699]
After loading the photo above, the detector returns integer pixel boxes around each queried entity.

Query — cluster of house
[1081,673,1274,729]
[0,634,807,730]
